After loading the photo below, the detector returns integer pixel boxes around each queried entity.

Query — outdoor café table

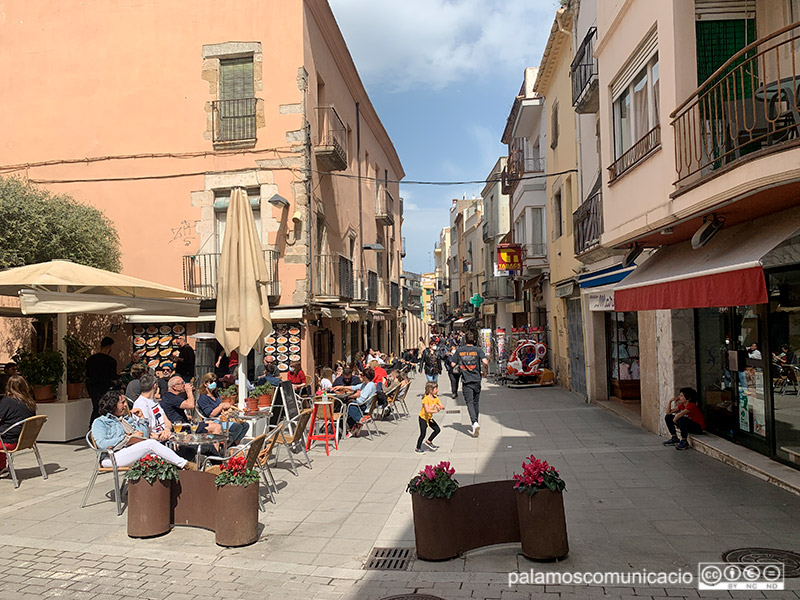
[235,407,274,439]
[171,431,228,464]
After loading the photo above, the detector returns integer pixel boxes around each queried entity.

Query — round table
[171,432,228,464]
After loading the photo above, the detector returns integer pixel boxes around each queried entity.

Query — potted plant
[252,382,274,408]
[407,461,460,560]
[13,347,65,401]
[513,455,568,560]
[64,334,91,399]
[213,455,260,546]
[125,454,179,538]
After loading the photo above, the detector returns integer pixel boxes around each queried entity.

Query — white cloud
[329,0,556,92]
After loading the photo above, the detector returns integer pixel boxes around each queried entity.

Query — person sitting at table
[255,361,282,388]
[196,373,248,444]
[344,367,378,437]
[332,366,361,388]
[287,361,310,396]
[160,376,222,436]
[133,373,171,441]
[92,390,194,469]
[318,367,334,393]
[0,375,37,472]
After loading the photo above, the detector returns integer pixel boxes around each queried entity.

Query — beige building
[0,0,404,385]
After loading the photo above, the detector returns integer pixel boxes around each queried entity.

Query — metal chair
[81,432,128,516]
[256,420,298,494]
[204,433,270,508]
[275,408,313,470]
[0,415,48,489]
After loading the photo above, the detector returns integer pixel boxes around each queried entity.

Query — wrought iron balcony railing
[573,191,603,256]
[672,22,800,188]
[212,98,257,144]
[571,27,598,112]
[608,125,661,183]
[183,249,279,298]
[376,187,394,225]
[367,271,378,303]
[312,254,353,299]
[313,105,347,171]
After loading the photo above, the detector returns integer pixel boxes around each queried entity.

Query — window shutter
[220,57,254,99]
[695,0,756,20]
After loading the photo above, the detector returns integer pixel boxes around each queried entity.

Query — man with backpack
[452,330,489,437]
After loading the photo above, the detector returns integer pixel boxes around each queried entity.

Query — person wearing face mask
[195,373,249,444]
[287,361,309,395]
[422,340,443,384]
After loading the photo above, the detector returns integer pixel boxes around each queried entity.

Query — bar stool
[306,399,338,456]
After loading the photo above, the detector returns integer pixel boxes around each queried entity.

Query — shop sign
[588,291,615,311]
[506,300,524,313]
[554,282,574,298]
[497,244,522,271]
[493,262,511,277]
[483,303,496,315]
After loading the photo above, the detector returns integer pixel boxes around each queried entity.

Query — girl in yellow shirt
[416,381,445,453]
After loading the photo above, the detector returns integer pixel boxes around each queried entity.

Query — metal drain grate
[445,409,461,414]
[380,596,445,600]
[364,547,413,570]
[723,548,800,578]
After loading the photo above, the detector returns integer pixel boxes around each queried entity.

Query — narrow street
[2,374,799,599]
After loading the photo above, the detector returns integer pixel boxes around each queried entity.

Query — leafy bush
[13,347,64,387]
[512,455,566,496]
[406,461,459,499]
[125,454,179,484]
[64,334,92,384]
[249,382,274,398]
[214,455,260,487]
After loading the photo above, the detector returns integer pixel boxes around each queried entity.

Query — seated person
[318,368,334,393]
[196,373,249,445]
[92,390,194,469]
[161,376,222,436]
[287,361,310,396]
[332,366,361,388]
[255,361,282,387]
[154,363,171,399]
[0,375,37,471]
[133,373,171,441]
[344,367,377,436]
[124,363,147,401]
[663,387,705,451]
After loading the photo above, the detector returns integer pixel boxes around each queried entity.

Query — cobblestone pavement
[1,374,799,599]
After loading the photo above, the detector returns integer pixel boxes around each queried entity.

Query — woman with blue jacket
[91,390,192,469]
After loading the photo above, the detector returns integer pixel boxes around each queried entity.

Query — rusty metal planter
[127,478,171,538]
[516,490,569,560]
[214,483,259,547]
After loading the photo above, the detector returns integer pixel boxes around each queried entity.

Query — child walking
[416,381,445,453]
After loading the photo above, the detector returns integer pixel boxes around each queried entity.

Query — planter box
[128,478,171,538]
[411,480,568,561]
[215,483,259,547]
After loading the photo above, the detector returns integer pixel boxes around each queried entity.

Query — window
[550,101,559,150]
[214,188,261,252]
[613,54,659,158]
[530,206,544,251]
[215,56,256,143]
[553,191,563,240]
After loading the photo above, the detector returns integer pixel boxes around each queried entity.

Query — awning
[453,316,473,327]
[369,310,386,322]
[615,210,800,312]
[346,309,361,323]
[271,307,304,321]
[20,290,201,317]
[554,281,575,298]
[578,263,635,288]
[320,307,345,319]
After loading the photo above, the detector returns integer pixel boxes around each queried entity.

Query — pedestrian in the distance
[421,340,442,384]
[86,336,118,426]
[452,330,488,437]
[445,344,460,399]
[415,381,444,453]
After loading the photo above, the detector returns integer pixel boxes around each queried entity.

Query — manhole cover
[380,596,445,600]
[444,409,461,414]
[723,548,800,578]
[364,547,413,571]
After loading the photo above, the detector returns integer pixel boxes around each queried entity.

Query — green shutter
[220,57,254,100]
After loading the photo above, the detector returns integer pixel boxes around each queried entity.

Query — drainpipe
[302,71,313,309]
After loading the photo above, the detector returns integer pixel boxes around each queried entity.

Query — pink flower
[423,465,436,480]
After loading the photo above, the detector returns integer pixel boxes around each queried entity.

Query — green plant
[513,455,566,496]
[13,347,64,387]
[214,456,260,487]
[64,334,92,384]
[407,461,459,499]
[124,454,179,484]
[220,385,238,400]
[249,382,274,398]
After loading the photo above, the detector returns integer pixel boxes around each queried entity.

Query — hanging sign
[496,244,522,271]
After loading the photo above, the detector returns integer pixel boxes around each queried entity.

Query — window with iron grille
[213,56,256,143]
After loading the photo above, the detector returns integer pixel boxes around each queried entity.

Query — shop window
[607,312,640,400]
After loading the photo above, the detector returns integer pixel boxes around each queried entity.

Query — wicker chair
[274,408,313,470]
[81,432,128,515]
[0,415,48,489]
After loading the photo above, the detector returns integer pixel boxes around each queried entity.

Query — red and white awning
[614,209,800,312]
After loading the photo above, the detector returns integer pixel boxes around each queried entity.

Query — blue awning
[578,263,635,289]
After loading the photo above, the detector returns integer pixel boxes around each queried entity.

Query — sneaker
[472,422,480,438]
[663,436,680,446]
[451,393,458,399]
[415,447,424,453]
[675,440,690,451]
[425,440,439,450]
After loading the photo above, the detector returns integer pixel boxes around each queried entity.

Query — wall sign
[588,292,615,311]
[264,323,302,374]
[497,244,522,271]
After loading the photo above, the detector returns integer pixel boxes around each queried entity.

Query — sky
[328,0,559,274]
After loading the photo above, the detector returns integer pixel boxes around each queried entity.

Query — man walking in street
[452,330,488,437]
[86,336,118,425]
[445,344,460,399]
[421,339,442,384]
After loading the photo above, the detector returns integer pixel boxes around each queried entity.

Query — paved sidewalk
[1,374,799,599]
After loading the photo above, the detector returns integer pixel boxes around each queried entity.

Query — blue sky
[329,0,559,274]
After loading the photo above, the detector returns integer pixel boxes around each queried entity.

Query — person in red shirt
[663,387,705,450]
[287,361,309,395]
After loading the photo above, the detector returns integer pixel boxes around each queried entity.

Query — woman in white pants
[90,390,193,469]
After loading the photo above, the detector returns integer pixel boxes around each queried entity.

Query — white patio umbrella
[214,187,273,408]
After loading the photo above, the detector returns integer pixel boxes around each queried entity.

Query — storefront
[615,209,800,470]
[607,311,641,402]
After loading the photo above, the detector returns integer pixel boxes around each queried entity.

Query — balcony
[313,106,347,171]
[672,22,800,189]
[352,272,368,304]
[183,249,279,299]
[573,191,603,256]
[401,237,407,258]
[368,271,378,303]
[608,125,660,183]
[390,282,400,308]
[312,254,353,300]
[376,187,395,226]
[212,98,257,145]
[523,243,547,260]
[482,222,491,243]
[570,27,598,113]
[482,278,514,300]
[502,148,545,196]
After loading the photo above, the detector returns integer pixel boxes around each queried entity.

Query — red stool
[306,400,337,456]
